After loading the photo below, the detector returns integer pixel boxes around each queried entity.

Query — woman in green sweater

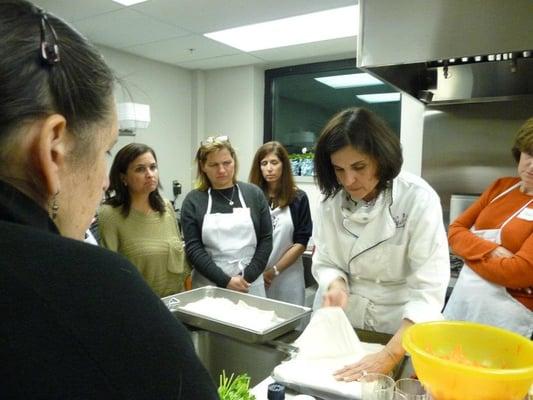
[98,143,190,297]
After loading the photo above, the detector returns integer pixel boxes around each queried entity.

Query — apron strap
[489,181,522,204]
[235,184,247,208]
[206,188,213,214]
[500,198,533,231]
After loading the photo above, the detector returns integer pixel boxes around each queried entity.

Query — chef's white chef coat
[312,172,450,334]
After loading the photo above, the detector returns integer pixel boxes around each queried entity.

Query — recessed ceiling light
[204,5,358,52]
[356,93,401,103]
[315,73,383,89]
[111,0,148,6]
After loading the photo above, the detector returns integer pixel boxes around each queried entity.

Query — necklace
[215,186,236,205]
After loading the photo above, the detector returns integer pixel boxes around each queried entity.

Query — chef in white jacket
[311,108,450,381]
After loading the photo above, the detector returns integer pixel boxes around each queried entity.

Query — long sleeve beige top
[98,201,190,297]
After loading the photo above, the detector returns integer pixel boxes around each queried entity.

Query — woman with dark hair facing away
[0,1,217,398]
[181,136,272,296]
[444,118,533,338]
[99,143,191,297]
[249,141,312,305]
[312,108,450,380]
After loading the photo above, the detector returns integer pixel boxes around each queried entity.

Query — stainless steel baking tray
[162,286,312,343]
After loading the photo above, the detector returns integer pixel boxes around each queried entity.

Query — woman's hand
[227,276,250,292]
[263,268,275,288]
[322,278,349,308]
[333,348,398,382]
[488,246,514,259]
[335,320,410,382]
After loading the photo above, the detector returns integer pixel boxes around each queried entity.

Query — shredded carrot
[432,345,484,367]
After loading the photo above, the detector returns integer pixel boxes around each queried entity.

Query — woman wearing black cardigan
[0,2,217,398]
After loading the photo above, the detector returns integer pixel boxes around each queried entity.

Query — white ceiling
[33,0,358,70]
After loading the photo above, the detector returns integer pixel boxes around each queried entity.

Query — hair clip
[39,12,60,65]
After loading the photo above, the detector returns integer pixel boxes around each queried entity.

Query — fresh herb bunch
[218,370,256,400]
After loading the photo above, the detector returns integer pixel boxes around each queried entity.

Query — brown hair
[314,107,403,200]
[512,117,533,162]
[105,143,165,217]
[195,138,238,191]
[249,141,296,208]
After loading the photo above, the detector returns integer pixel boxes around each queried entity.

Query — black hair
[314,107,403,199]
[0,0,115,199]
[105,143,166,217]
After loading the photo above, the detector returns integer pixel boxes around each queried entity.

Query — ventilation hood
[357,0,533,105]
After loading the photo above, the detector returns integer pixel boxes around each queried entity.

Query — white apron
[192,185,266,297]
[266,205,305,306]
[444,182,533,337]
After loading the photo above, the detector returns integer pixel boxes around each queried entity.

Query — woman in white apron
[249,142,313,306]
[181,137,273,297]
[445,118,533,337]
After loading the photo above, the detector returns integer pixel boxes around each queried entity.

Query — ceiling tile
[31,0,359,70]
[132,0,357,33]
[252,36,357,62]
[124,35,242,64]
[73,8,189,49]
[176,54,266,70]
[32,0,122,22]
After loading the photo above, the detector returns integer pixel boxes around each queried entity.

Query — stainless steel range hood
[357,0,533,105]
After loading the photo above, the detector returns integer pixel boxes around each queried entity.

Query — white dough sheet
[180,297,285,331]
[272,307,384,400]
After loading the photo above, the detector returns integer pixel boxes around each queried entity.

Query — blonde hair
[195,139,239,191]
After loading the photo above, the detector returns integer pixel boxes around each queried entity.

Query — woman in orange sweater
[444,118,533,337]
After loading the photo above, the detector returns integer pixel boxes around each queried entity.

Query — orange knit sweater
[448,177,533,310]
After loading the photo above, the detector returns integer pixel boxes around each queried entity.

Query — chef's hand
[489,246,514,258]
[322,279,349,309]
[227,276,250,292]
[263,268,275,288]
[333,348,398,382]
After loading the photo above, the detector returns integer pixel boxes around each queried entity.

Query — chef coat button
[375,278,381,284]
[355,275,360,280]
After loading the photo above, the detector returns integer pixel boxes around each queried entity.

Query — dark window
[264,59,401,176]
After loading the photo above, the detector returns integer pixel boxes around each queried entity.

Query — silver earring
[50,192,59,220]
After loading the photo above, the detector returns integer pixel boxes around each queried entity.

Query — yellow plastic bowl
[402,321,533,400]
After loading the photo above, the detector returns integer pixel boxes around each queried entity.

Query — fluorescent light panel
[315,73,383,89]
[356,93,401,103]
[111,0,148,6]
[204,5,358,52]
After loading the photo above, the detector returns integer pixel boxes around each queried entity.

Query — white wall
[197,65,265,182]
[97,48,267,206]
[399,94,425,176]
[98,46,193,205]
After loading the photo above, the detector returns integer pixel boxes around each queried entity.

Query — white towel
[272,307,383,399]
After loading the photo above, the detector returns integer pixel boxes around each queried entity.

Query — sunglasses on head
[201,135,229,145]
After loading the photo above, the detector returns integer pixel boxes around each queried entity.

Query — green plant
[218,370,256,400]
[288,152,314,160]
